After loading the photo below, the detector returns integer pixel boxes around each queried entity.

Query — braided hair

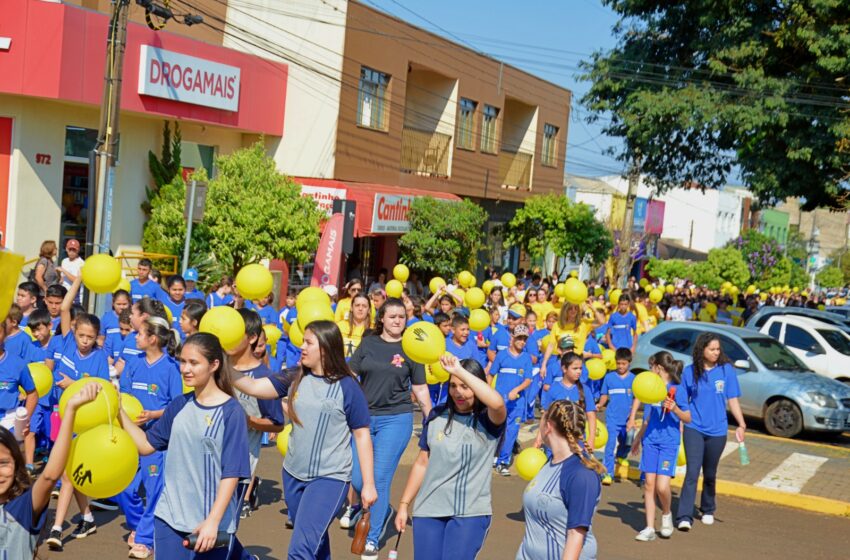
[546,400,606,475]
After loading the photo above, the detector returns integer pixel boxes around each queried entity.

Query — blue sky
[365,0,625,178]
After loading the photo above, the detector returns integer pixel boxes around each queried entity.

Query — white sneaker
[339,505,361,529]
[701,514,715,525]
[635,527,656,541]
[360,542,379,560]
[660,513,674,538]
[677,519,692,531]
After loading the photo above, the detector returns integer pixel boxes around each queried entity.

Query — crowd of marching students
[0,260,752,560]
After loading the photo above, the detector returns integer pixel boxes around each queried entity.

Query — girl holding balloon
[118,332,251,559]
[0,381,101,560]
[394,355,506,560]
[516,399,604,560]
[629,351,691,542]
[116,316,183,558]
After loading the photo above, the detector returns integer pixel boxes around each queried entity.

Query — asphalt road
[40,444,850,560]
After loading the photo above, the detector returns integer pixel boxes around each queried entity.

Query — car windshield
[817,329,850,356]
[743,337,810,371]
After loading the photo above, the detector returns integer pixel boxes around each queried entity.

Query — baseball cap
[66,238,80,250]
[508,303,527,319]
[558,335,575,351]
[185,268,199,282]
[512,324,530,338]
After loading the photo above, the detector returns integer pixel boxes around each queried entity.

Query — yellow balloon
[276,424,293,456]
[649,288,663,304]
[393,264,410,283]
[481,280,494,296]
[263,324,282,347]
[182,380,194,394]
[27,363,53,398]
[705,302,717,315]
[163,305,173,325]
[429,277,446,294]
[500,272,516,289]
[746,284,757,295]
[401,321,446,365]
[564,278,588,305]
[721,281,732,291]
[554,283,567,299]
[588,422,608,448]
[81,254,122,294]
[632,371,667,404]
[59,378,119,433]
[386,279,404,298]
[469,308,489,332]
[296,287,331,310]
[818,304,825,311]
[289,320,305,347]
[639,278,649,288]
[586,358,607,380]
[199,306,246,351]
[0,251,25,324]
[759,292,768,301]
[427,359,451,383]
[516,447,548,481]
[677,440,687,467]
[235,264,274,300]
[66,424,139,499]
[594,287,605,297]
[297,302,335,331]
[458,271,474,288]
[602,349,616,370]
[569,270,579,278]
[464,287,486,309]
[609,289,622,306]
[665,284,675,294]
[120,393,144,422]
[116,277,131,293]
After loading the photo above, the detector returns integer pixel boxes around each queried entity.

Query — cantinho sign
[372,194,414,233]
[138,46,241,111]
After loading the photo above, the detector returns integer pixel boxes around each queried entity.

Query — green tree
[786,227,808,265]
[816,266,845,289]
[758,257,792,290]
[580,2,850,209]
[790,261,810,289]
[141,175,187,261]
[691,247,750,289]
[502,194,613,271]
[645,258,692,283]
[143,121,182,218]
[728,230,782,282]
[398,197,488,278]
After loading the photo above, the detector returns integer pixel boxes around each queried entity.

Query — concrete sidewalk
[517,423,850,517]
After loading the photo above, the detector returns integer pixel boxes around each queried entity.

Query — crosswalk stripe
[754,452,828,494]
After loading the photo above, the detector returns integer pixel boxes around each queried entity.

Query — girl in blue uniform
[232,320,378,560]
[118,333,251,559]
[115,297,169,376]
[206,276,234,309]
[395,355,507,560]
[516,399,604,560]
[179,299,207,341]
[47,277,111,550]
[161,275,187,338]
[630,351,691,541]
[544,352,597,453]
[675,333,746,531]
[98,289,131,347]
[117,316,183,558]
[0,382,100,560]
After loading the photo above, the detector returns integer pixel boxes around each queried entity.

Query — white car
[760,315,850,384]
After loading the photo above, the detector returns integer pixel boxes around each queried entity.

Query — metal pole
[182,180,197,276]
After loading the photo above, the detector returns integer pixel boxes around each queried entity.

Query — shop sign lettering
[138,46,240,111]
[372,194,414,233]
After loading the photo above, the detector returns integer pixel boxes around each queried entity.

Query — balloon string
[105,386,114,439]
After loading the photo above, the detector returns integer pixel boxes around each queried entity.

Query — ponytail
[143,316,180,357]
[546,400,606,475]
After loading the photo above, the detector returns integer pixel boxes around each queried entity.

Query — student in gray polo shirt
[233,320,377,560]
[119,333,251,559]
[393,354,507,560]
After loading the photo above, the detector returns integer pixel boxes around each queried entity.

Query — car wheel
[764,399,803,438]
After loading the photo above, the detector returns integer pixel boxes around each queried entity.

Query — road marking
[754,453,828,494]
[721,441,739,461]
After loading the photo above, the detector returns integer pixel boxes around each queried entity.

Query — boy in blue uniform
[15,282,39,328]
[606,294,638,352]
[597,347,636,485]
[486,304,524,364]
[0,325,38,443]
[183,268,205,300]
[129,259,160,302]
[3,305,42,364]
[488,324,533,477]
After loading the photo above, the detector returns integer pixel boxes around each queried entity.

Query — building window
[481,105,499,154]
[542,123,559,167]
[456,98,477,150]
[358,66,390,131]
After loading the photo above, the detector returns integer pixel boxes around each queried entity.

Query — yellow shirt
[550,322,591,355]
[334,298,352,322]
[635,302,650,335]
[535,302,555,329]
[337,321,367,358]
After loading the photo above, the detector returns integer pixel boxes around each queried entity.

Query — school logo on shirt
[148,464,160,477]
[391,354,405,368]
[0,382,11,391]
[205,415,213,426]
[148,384,159,396]
[518,369,524,376]
[662,460,670,470]
[715,380,725,394]
[437,431,445,442]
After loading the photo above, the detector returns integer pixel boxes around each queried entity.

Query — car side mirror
[809,344,825,355]
[733,359,751,371]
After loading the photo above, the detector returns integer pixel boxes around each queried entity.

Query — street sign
[184,181,207,223]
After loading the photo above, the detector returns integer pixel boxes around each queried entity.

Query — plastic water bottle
[738,442,750,466]
[49,405,61,442]
[14,407,28,443]
[626,428,636,446]
[183,532,231,549]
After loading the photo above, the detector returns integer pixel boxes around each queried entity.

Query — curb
[615,464,850,518]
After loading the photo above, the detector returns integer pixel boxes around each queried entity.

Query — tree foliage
[502,194,613,268]
[691,247,750,289]
[729,230,783,283]
[143,121,182,218]
[816,265,845,289]
[581,1,850,209]
[789,261,810,289]
[398,197,487,278]
[645,258,692,282]
[758,257,793,290]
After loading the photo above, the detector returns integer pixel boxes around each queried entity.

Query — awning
[294,177,461,237]
[656,239,707,261]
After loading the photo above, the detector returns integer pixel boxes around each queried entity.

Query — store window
[481,105,499,154]
[542,123,559,167]
[358,66,390,131]
[456,98,477,150]
[60,126,97,255]
[181,142,216,179]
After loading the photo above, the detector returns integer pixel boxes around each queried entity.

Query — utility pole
[617,156,640,288]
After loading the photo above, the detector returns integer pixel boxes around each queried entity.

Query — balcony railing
[499,149,533,190]
[401,127,451,178]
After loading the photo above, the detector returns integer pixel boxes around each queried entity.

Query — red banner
[311,213,344,288]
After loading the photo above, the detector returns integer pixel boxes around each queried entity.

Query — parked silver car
[634,322,850,438]
[745,306,850,335]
